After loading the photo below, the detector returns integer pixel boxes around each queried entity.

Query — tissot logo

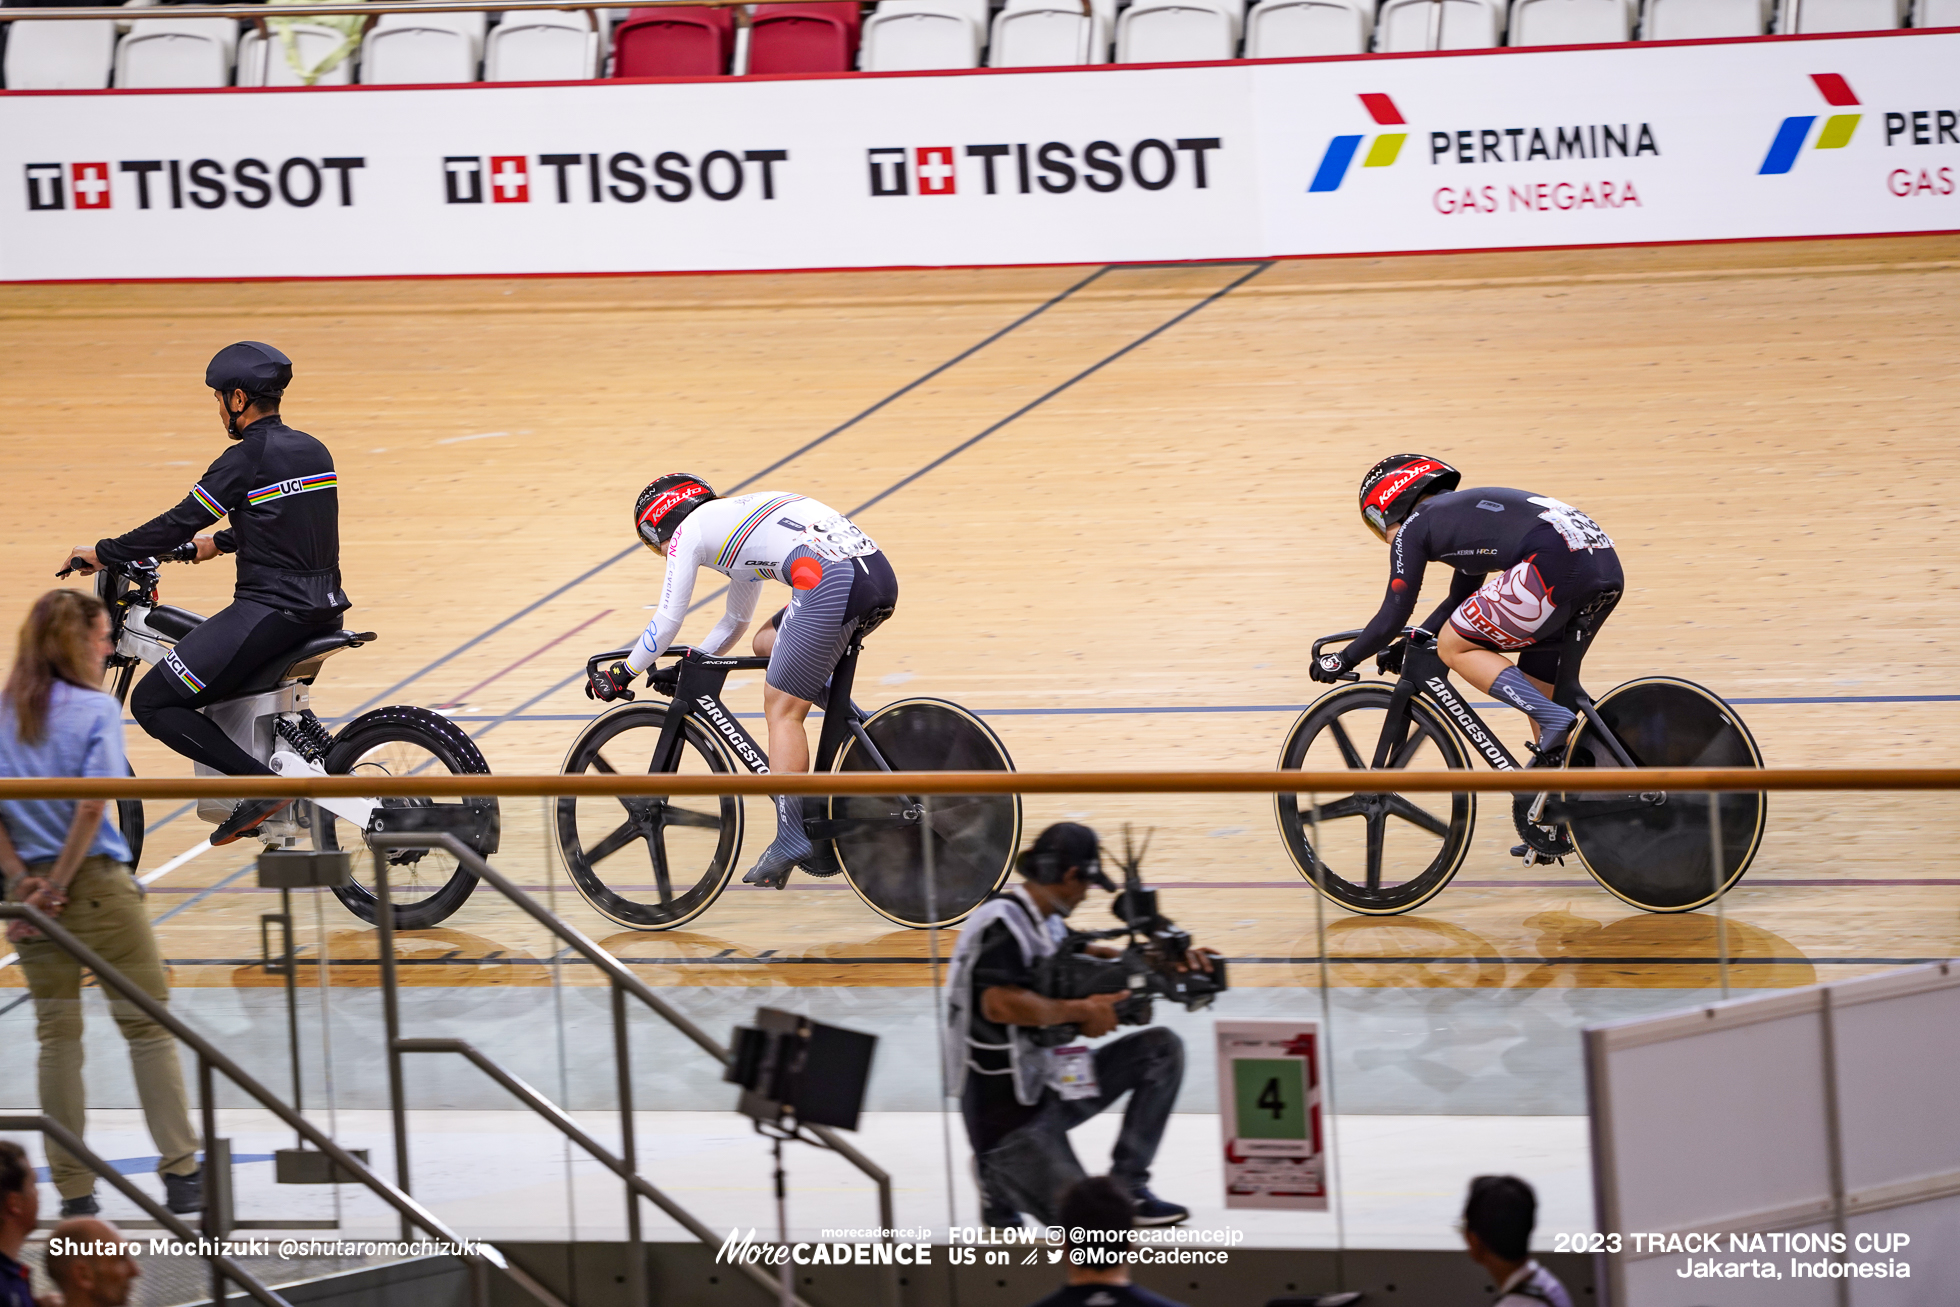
[1760,74,1861,175]
[442,150,789,204]
[23,157,365,212]
[868,138,1222,197]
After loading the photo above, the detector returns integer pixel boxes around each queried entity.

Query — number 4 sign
[1215,1020,1327,1211]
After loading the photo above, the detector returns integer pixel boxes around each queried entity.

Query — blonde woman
[0,590,200,1220]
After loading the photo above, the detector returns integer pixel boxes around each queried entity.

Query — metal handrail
[0,765,1931,800]
[0,1114,287,1307]
[369,832,901,1307]
[0,902,569,1307]
[0,0,756,19]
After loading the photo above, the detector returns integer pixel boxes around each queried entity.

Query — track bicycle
[558,628,1020,930]
[1274,600,1765,915]
[69,548,500,929]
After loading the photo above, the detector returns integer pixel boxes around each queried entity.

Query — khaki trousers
[15,854,199,1198]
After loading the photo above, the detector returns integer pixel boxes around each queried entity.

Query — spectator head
[1461,1174,1535,1268]
[0,1140,38,1250]
[1059,1175,1135,1275]
[46,1217,139,1307]
[1015,823,1115,916]
[4,589,111,745]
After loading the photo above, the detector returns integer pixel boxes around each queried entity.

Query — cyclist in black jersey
[59,343,349,843]
[1311,455,1623,762]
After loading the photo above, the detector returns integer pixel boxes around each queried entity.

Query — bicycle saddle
[145,605,203,642]
[229,630,378,698]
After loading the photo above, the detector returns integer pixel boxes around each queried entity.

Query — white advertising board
[1214,1018,1327,1211]
[1,31,1955,281]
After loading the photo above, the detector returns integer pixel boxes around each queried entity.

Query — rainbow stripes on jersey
[246,472,338,507]
[713,495,800,571]
[190,484,227,519]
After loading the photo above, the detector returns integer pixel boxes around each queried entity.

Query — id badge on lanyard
[1052,1045,1100,1101]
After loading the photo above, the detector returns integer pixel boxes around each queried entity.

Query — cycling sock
[1492,667,1576,748]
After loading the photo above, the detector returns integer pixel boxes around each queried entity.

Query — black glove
[1309,652,1351,685]
[648,662,680,697]
[586,661,637,702]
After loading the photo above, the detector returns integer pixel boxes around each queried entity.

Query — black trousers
[130,600,340,776]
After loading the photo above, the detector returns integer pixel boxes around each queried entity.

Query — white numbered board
[1215,1018,1326,1212]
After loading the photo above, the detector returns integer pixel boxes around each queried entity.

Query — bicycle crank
[1511,791,1575,860]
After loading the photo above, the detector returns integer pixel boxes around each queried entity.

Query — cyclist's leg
[130,601,341,776]
[750,606,787,658]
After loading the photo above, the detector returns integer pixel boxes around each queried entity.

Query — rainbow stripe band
[714,495,800,571]
[245,472,339,506]
[165,653,205,694]
[190,484,227,519]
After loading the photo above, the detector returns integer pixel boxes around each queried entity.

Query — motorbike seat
[226,630,379,698]
[146,605,203,642]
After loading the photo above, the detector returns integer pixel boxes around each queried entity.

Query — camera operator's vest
[945,887,1067,1107]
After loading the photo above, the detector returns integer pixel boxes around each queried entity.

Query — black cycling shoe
[1524,738,1568,769]
[1510,843,1562,866]
[741,797,812,890]
[165,1168,204,1214]
[211,797,295,846]
[59,1194,100,1218]
[1132,1186,1190,1227]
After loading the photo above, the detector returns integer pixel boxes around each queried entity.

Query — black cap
[1019,822,1115,891]
[205,341,292,397]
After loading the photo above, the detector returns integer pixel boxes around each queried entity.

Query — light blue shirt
[0,681,132,867]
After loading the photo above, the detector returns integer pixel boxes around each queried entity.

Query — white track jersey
[626,492,876,672]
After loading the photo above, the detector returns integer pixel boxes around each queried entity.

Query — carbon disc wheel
[1563,677,1765,912]
[556,703,743,930]
[831,697,1019,929]
[1275,683,1476,915]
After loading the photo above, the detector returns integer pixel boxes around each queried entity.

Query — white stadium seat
[1639,0,1768,37]
[115,16,238,88]
[1115,0,1240,62]
[236,24,360,85]
[1913,0,1960,22]
[1774,0,1904,28]
[3,17,115,89]
[1374,0,1503,48]
[860,0,980,70]
[1243,0,1371,54]
[989,0,1110,66]
[361,6,487,83]
[485,8,605,80]
[1509,0,1629,42]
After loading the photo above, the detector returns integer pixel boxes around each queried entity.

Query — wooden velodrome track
[2,234,1957,998]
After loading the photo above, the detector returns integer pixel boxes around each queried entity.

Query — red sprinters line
[1359,92,1406,126]
[433,609,614,709]
[1810,73,1859,107]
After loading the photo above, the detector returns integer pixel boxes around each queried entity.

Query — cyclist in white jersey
[586,475,899,888]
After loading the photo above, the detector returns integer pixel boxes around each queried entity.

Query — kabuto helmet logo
[1760,74,1862,175]
[1309,95,1409,193]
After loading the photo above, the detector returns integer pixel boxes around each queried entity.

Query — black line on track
[463,260,1276,744]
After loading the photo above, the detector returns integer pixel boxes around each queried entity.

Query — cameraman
[946,822,1208,1230]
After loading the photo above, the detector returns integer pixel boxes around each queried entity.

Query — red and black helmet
[635,474,715,550]
[1359,454,1460,541]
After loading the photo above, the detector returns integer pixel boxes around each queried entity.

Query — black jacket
[96,415,350,619]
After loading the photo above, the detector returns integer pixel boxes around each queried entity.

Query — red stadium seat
[611,6,733,77]
[746,2,860,74]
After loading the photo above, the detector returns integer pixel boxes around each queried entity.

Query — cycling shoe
[741,796,812,890]
[212,797,295,846]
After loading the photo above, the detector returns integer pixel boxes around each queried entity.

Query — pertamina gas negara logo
[1308,92,1659,215]
[1758,74,1863,174]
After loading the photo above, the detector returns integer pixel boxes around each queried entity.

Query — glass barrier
[3,760,1955,1306]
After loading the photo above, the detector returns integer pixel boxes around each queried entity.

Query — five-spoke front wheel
[1275,683,1476,914]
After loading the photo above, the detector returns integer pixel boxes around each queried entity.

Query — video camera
[1028,827,1228,1047]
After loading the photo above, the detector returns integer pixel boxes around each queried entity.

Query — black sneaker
[1132,1186,1189,1227]
[981,1199,1023,1229]
[211,798,295,846]
[59,1194,100,1218]
[165,1168,203,1214]
[1524,739,1567,769]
